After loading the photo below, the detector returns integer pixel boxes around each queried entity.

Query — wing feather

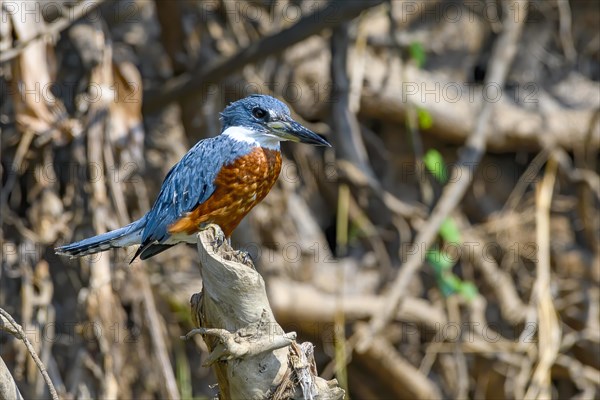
[140,135,253,245]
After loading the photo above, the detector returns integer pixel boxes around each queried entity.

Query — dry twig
[525,157,561,399]
[144,0,384,111]
[0,308,59,400]
[357,0,530,352]
[0,0,106,63]
[139,272,181,400]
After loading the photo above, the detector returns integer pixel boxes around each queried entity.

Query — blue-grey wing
[140,135,252,244]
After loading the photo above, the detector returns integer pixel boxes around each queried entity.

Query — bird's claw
[235,249,252,265]
[210,235,229,250]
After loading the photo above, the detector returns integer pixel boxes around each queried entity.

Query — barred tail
[55,220,144,258]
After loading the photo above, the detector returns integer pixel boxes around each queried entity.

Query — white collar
[222,126,281,150]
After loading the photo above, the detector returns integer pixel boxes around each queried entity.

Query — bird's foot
[235,249,253,266]
[210,235,230,250]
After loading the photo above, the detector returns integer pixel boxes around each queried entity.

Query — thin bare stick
[330,22,372,176]
[525,156,561,399]
[140,273,181,400]
[143,0,384,112]
[0,308,59,400]
[356,0,529,352]
[556,0,577,62]
[0,0,106,63]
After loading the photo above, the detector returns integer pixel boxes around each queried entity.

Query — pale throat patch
[222,126,281,150]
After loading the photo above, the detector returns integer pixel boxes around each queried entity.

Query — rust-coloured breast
[168,147,282,237]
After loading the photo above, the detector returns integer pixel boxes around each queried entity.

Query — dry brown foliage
[1,1,598,399]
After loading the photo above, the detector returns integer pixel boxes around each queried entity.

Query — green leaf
[427,249,478,300]
[458,281,478,301]
[438,274,462,297]
[427,249,455,272]
[409,41,426,68]
[439,218,461,243]
[423,149,448,183]
[417,107,433,130]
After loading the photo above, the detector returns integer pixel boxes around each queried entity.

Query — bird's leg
[205,228,251,265]
[208,231,232,250]
[234,248,253,266]
[210,234,226,249]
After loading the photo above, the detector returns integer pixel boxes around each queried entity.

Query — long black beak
[267,120,331,147]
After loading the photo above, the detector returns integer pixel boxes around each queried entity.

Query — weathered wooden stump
[182,225,344,399]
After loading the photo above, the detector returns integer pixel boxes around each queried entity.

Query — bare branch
[0,0,106,64]
[143,0,384,112]
[0,308,59,400]
[357,0,530,352]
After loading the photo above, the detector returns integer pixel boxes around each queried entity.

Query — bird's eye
[252,107,268,120]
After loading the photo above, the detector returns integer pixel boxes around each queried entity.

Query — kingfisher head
[220,94,331,149]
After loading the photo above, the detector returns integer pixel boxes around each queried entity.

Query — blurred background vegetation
[1,0,599,399]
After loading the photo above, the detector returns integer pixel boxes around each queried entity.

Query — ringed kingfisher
[56,95,330,261]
